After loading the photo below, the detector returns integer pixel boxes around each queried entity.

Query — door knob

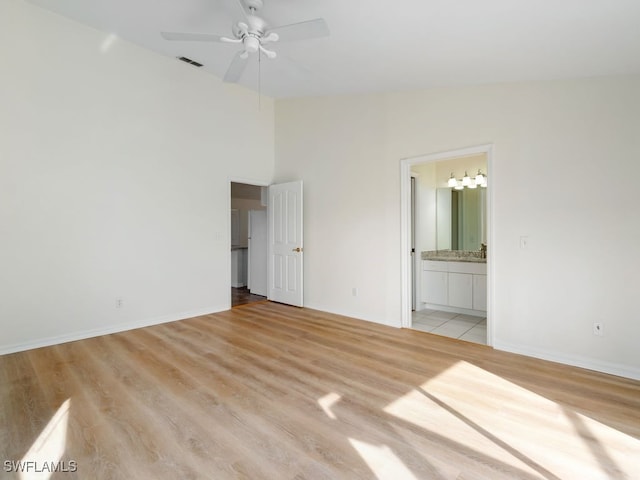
[292,247,303,252]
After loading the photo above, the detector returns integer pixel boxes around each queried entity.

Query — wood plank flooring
[231,287,267,307]
[1,302,639,479]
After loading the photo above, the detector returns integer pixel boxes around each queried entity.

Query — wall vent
[177,56,203,67]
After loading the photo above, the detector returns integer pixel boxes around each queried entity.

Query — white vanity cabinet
[421,260,487,314]
[448,273,473,309]
[422,269,448,305]
[473,275,487,311]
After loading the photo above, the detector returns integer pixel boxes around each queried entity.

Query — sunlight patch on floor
[20,399,71,480]
[348,438,418,480]
[317,392,342,420]
[383,361,640,479]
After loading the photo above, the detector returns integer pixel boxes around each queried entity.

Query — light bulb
[481,177,488,187]
[454,183,464,190]
[462,171,471,186]
[475,170,484,184]
[447,173,457,188]
[244,36,260,53]
[468,180,477,189]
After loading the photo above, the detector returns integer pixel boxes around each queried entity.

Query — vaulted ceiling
[26,0,640,98]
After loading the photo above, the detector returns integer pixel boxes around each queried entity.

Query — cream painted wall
[0,0,274,353]
[275,76,640,379]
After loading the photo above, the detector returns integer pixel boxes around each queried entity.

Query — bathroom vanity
[421,258,487,315]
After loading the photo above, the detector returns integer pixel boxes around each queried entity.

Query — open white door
[268,181,303,306]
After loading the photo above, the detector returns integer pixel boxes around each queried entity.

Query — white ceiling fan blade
[266,18,329,42]
[219,0,249,23]
[161,31,233,43]
[223,51,249,83]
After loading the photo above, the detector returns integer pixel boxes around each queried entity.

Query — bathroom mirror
[436,187,486,251]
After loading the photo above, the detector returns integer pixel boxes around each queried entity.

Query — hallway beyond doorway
[232,287,266,307]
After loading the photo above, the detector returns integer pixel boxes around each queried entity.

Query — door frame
[399,144,494,346]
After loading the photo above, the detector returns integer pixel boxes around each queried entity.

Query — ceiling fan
[160,0,329,83]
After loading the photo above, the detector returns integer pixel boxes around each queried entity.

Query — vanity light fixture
[447,173,458,188]
[447,170,488,189]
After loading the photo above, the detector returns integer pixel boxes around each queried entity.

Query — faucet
[480,243,487,259]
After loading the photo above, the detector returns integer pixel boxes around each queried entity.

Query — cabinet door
[422,270,448,305]
[473,275,487,311]
[449,273,473,309]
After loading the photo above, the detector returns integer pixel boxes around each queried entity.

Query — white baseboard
[493,340,640,381]
[0,305,229,356]
[303,302,401,328]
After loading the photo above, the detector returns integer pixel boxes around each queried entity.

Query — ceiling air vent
[177,56,203,67]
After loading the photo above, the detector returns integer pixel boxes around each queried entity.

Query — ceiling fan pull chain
[258,49,262,110]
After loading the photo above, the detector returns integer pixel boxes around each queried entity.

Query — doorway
[400,145,493,346]
[230,182,268,307]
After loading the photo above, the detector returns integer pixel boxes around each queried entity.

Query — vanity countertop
[424,257,486,263]
[422,250,486,263]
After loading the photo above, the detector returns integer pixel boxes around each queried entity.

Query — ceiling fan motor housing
[233,14,266,39]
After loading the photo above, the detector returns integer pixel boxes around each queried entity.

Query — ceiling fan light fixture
[244,35,260,53]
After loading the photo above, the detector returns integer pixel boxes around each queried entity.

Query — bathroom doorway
[400,145,493,346]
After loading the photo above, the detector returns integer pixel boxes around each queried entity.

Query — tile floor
[411,309,487,345]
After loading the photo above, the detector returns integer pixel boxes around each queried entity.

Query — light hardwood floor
[1,302,639,479]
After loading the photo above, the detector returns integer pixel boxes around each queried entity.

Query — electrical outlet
[115,297,124,309]
[593,322,603,336]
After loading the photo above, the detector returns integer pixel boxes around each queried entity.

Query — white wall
[275,75,640,379]
[0,0,274,353]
